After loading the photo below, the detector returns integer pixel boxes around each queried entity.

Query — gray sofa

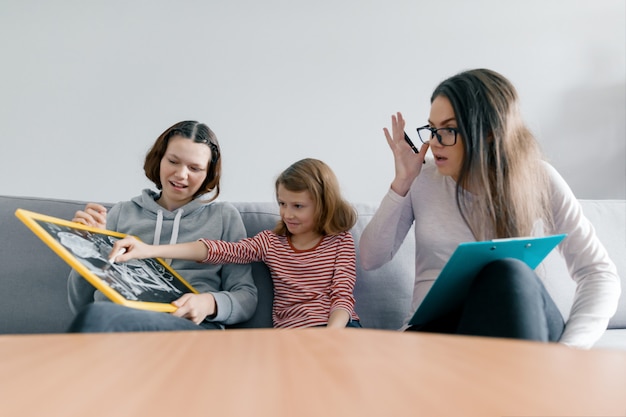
[1,194,624,350]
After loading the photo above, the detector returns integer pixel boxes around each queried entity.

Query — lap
[407,258,564,342]
[68,302,222,333]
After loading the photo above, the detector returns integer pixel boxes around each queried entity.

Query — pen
[404,132,419,153]
[108,248,127,265]
[404,132,426,164]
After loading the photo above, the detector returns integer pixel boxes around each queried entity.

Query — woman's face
[158,135,212,211]
[428,95,464,181]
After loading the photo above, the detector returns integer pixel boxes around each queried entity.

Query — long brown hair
[273,158,357,236]
[431,69,552,239]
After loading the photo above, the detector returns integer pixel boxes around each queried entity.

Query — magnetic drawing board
[15,208,198,312]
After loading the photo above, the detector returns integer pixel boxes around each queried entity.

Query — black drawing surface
[15,209,197,312]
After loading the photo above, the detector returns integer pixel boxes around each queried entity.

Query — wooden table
[1,328,625,417]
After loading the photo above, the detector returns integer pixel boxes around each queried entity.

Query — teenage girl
[67,120,257,332]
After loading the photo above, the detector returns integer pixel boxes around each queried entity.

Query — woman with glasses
[359,68,620,349]
[67,121,257,332]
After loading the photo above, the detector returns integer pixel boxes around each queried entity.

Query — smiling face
[428,95,465,181]
[157,135,212,211]
[276,184,319,241]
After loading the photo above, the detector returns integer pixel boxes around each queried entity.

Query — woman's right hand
[72,203,107,229]
[384,112,429,197]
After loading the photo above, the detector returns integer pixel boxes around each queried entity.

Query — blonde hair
[273,158,357,236]
[432,69,552,239]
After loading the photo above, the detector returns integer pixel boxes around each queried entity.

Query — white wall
[1,0,624,205]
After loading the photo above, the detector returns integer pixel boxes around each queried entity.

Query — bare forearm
[150,241,208,261]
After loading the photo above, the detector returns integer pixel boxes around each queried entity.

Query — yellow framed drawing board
[15,208,198,312]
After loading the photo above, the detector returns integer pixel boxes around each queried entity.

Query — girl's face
[276,184,318,238]
[428,95,464,181]
[158,135,212,211]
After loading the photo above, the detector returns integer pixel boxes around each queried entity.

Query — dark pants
[313,319,362,328]
[406,258,565,342]
[67,302,222,333]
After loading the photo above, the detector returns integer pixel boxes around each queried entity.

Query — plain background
[1,0,624,205]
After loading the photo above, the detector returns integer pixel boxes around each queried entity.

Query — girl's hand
[172,293,217,324]
[384,112,429,196]
[326,309,350,329]
[109,236,155,262]
[72,203,107,229]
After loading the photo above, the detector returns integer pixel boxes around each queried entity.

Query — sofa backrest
[0,195,623,334]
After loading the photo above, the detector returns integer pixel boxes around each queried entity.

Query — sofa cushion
[351,203,414,330]
[228,203,280,329]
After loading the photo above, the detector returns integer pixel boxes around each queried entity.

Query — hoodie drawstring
[153,208,184,265]
[153,211,163,246]
[170,209,183,246]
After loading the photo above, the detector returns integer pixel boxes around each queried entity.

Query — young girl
[360,69,620,349]
[111,158,361,329]
[67,120,257,332]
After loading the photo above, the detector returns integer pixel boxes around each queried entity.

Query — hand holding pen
[108,237,151,264]
[384,112,429,196]
[107,248,127,265]
[404,132,426,164]
[108,236,173,263]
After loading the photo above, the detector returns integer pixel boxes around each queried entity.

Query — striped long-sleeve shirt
[200,230,359,328]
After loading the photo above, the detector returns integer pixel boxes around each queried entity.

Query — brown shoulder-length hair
[144,121,222,201]
[273,158,357,236]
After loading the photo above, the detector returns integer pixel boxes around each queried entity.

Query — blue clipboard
[408,234,567,327]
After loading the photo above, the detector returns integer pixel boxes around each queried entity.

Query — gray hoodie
[67,189,258,326]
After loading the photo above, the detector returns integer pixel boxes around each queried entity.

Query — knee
[477,258,535,286]
[67,302,116,333]
[472,258,543,299]
[483,257,529,274]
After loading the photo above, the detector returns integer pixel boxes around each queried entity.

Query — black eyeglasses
[416,125,459,146]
